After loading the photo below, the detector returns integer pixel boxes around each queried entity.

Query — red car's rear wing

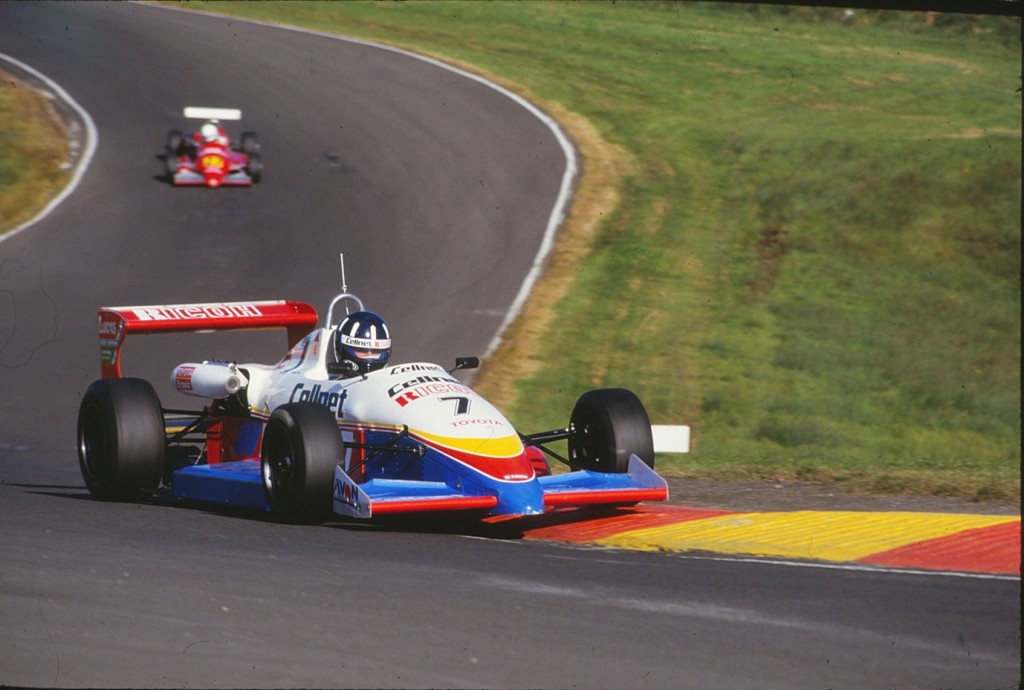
[98,300,319,378]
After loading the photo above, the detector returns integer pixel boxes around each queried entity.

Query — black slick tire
[239,131,260,155]
[260,402,342,524]
[246,153,262,183]
[568,388,654,473]
[166,129,183,155]
[77,378,166,500]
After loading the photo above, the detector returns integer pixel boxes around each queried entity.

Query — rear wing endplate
[98,300,318,378]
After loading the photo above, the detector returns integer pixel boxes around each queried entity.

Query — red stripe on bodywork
[370,496,499,515]
[521,505,734,543]
[543,487,669,508]
[859,520,1020,574]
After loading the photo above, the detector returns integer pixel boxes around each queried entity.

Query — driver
[196,121,228,146]
[333,310,391,377]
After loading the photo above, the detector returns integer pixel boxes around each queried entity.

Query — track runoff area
[511,504,1019,577]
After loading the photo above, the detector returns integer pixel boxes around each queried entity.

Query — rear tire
[240,131,260,155]
[77,378,166,500]
[568,388,654,473]
[166,129,183,155]
[261,403,342,523]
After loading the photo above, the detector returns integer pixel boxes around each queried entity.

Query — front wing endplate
[332,467,499,519]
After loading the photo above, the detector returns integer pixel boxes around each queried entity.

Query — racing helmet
[334,311,391,375]
[200,122,220,142]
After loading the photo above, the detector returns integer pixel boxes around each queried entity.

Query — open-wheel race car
[77,282,686,524]
[164,106,262,187]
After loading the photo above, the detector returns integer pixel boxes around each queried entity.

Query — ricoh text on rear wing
[97,300,318,378]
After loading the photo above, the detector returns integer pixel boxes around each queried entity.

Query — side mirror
[327,360,361,378]
[450,356,480,373]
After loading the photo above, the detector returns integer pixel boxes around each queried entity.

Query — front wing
[332,454,667,519]
[166,455,667,519]
[538,455,668,508]
[172,168,255,186]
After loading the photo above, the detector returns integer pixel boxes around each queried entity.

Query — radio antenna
[339,253,356,316]
[325,254,365,326]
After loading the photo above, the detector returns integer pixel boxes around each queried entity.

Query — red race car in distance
[165,107,262,187]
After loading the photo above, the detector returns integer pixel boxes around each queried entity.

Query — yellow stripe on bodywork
[596,511,1019,562]
[413,429,524,458]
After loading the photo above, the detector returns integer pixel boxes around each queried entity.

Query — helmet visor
[352,347,386,361]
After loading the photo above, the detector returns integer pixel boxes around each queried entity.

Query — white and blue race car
[78,287,684,524]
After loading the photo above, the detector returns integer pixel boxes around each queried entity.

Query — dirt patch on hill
[664,476,1021,516]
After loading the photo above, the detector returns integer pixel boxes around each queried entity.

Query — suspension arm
[520,425,572,446]
[345,425,425,477]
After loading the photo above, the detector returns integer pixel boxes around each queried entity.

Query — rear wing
[98,300,318,378]
[183,106,242,121]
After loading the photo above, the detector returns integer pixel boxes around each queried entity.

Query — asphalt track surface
[0,4,1019,689]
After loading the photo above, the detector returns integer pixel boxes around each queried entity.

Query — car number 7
[440,396,471,416]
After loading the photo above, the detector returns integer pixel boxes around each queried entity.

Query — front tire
[261,403,342,523]
[77,378,166,500]
[568,388,654,473]
[246,153,263,183]
[165,153,180,180]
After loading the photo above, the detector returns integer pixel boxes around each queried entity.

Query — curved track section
[0,5,1018,688]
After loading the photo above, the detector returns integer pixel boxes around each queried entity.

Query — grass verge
[0,68,70,235]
